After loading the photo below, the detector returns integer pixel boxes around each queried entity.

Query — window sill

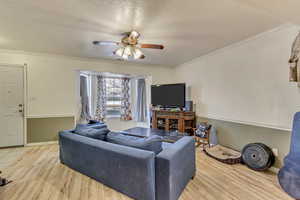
[106,115,121,119]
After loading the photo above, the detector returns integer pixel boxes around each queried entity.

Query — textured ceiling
[0,0,295,66]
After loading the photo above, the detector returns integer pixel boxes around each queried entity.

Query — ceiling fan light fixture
[122,53,129,60]
[115,47,124,57]
[124,45,132,56]
[115,46,143,60]
[93,30,163,60]
[133,48,143,59]
[130,30,140,38]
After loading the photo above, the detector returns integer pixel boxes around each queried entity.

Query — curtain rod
[79,70,148,79]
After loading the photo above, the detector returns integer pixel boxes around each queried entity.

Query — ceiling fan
[93,30,164,60]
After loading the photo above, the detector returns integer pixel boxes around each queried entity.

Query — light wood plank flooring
[0,144,292,200]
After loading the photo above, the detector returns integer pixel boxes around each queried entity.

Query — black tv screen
[151,83,186,108]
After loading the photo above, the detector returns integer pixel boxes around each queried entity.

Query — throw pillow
[74,124,110,140]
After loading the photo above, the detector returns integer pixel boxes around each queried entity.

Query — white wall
[0,50,175,117]
[175,24,300,130]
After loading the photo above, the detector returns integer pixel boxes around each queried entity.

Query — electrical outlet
[272,148,278,157]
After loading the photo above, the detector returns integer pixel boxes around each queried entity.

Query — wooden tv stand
[152,110,196,133]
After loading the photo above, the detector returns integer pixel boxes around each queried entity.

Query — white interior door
[0,65,24,147]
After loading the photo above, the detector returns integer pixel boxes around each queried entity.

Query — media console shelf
[152,110,196,134]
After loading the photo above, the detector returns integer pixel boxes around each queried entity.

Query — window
[105,78,123,117]
[79,71,131,120]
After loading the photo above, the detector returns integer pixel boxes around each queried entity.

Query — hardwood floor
[0,144,292,200]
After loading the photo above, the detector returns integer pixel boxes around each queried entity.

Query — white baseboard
[269,166,280,174]
[26,141,58,146]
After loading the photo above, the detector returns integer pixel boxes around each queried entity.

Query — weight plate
[242,143,274,171]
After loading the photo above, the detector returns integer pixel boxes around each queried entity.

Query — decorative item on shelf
[169,108,181,112]
[241,143,275,171]
[289,31,300,83]
[185,101,193,112]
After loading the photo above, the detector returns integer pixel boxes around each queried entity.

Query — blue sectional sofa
[59,125,195,200]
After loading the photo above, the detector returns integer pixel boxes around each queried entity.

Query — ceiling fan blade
[140,44,164,50]
[93,41,119,46]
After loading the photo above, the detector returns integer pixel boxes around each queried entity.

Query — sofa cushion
[107,132,163,154]
[74,124,110,140]
[90,123,108,129]
[74,123,89,130]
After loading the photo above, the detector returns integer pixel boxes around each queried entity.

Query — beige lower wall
[27,115,290,168]
[198,117,291,168]
[26,117,148,143]
[27,117,75,143]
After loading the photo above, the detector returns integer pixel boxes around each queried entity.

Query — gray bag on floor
[209,126,218,146]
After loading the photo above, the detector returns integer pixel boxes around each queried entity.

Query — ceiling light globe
[115,47,124,57]
[131,30,140,38]
[124,46,132,56]
[122,53,129,60]
[133,48,143,59]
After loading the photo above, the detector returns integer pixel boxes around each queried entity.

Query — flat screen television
[151,83,186,108]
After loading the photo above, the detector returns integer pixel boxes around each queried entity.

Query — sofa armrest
[59,131,156,200]
[155,136,196,200]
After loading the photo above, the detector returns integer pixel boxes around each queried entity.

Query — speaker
[185,101,193,111]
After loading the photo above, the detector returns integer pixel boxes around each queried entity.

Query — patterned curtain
[136,78,147,122]
[120,78,132,121]
[289,31,300,82]
[79,75,91,123]
[95,75,107,121]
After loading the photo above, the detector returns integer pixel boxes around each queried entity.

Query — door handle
[18,108,24,117]
[17,104,24,116]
